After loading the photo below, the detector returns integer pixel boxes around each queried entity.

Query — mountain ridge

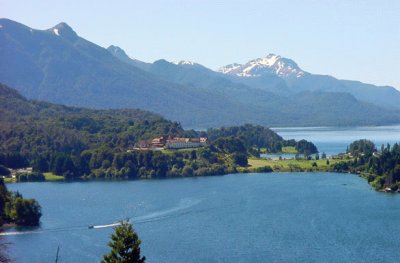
[217,53,400,109]
[219,53,306,78]
[110,49,400,127]
[0,18,259,128]
[1,18,400,128]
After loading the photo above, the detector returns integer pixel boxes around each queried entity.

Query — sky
[1,0,399,89]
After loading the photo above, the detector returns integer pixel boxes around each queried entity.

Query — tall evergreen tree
[102,221,145,263]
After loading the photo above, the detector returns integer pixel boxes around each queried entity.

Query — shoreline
[4,159,396,194]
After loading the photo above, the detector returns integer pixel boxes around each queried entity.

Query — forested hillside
[0,83,316,180]
[0,178,41,226]
[333,140,400,191]
[208,124,285,153]
[0,83,185,158]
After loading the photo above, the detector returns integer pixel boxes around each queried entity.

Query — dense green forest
[0,83,317,180]
[0,178,42,226]
[0,83,186,159]
[207,125,284,153]
[206,125,318,155]
[333,139,400,191]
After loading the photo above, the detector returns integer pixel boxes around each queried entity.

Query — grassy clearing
[3,172,64,183]
[258,147,267,154]
[160,148,199,155]
[3,177,15,183]
[246,158,343,172]
[43,172,64,181]
[259,146,297,154]
[281,146,297,154]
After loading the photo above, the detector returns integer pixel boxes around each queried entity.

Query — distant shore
[5,157,396,194]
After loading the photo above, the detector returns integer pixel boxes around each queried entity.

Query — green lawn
[259,146,297,154]
[3,177,14,183]
[281,146,298,154]
[258,147,267,153]
[3,172,64,183]
[247,157,342,172]
[43,172,64,181]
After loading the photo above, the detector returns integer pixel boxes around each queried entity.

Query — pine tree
[102,221,145,263]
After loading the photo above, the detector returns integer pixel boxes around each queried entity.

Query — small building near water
[165,137,208,149]
[134,136,208,150]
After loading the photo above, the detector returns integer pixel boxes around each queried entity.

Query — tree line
[0,178,42,226]
[332,139,400,191]
[0,83,318,180]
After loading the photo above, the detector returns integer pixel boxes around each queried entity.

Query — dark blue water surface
[4,173,400,263]
[3,126,400,263]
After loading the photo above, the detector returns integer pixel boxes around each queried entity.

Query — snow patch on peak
[173,60,196,66]
[49,22,77,39]
[53,28,60,36]
[218,63,241,74]
[250,54,281,67]
[218,54,305,78]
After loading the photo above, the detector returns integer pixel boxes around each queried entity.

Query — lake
[3,126,400,262]
[5,173,400,263]
[269,125,400,157]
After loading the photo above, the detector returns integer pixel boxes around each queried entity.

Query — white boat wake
[90,222,122,229]
[0,230,43,236]
[0,198,202,236]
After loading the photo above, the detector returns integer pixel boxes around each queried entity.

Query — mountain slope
[1,19,400,127]
[148,59,284,106]
[107,45,150,71]
[219,54,400,109]
[219,54,305,78]
[109,50,400,127]
[0,82,187,157]
[0,19,255,128]
[282,91,399,126]
[287,74,400,110]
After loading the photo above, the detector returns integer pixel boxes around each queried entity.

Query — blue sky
[1,0,399,89]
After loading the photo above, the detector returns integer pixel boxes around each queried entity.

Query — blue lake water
[272,125,400,156]
[3,125,400,262]
[5,173,400,263]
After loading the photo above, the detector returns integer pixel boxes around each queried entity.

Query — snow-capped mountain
[48,22,78,40]
[170,60,208,70]
[173,60,196,66]
[1,18,400,127]
[218,54,305,78]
